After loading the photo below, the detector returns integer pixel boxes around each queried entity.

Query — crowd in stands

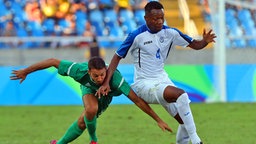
[0,0,150,48]
[200,0,256,48]
[0,0,255,49]
[224,1,256,48]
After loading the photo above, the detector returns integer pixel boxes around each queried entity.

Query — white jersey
[116,24,193,81]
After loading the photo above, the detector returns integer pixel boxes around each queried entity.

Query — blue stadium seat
[118,9,137,34]
[16,26,32,48]
[134,9,145,26]
[225,8,236,23]
[42,18,55,36]
[57,18,70,36]
[9,1,23,15]
[109,24,124,37]
[226,18,239,31]
[26,21,44,37]
[13,10,28,24]
[228,25,247,48]
[26,21,44,48]
[237,9,254,33]
[89,9,104,24]
[103,9,118,29]
[76,19,87,36]
[75,9,87,20]
[242,19,255,36]
[0,2,10,20]
[121,19,137,34]
[119,9,134,23]
[75,10,88,36]
[237,9,251,21]
[89,10,105,36]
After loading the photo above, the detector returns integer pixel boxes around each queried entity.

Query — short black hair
[88,56,106,70]
[144,1,164,14]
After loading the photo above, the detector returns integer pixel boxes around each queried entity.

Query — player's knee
[85,106,98,120]
[177,88,186,96]
[164,86,186,102]
[177,93,191,106]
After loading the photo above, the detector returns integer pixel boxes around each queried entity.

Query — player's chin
[152,27,162,33]
[96,81,103,86]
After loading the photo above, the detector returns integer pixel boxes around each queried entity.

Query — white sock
[176,124,190,144]
[176,93,201,144]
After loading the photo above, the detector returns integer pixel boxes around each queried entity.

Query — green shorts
[96,95,113,117]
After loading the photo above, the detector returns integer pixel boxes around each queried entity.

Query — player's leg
[176,124,190,144]
[132,73,201,144]
[54,112,86,144]
[83,94,99,143]
[174,113,190,144]
[131,78,191,144]
[162,103,190,144]
[163,86,201,144]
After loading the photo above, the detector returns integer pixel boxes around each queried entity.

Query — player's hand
[96,84,110,98]
[157,121,173,133]
[202,29,216,44]
[10,70,27,83]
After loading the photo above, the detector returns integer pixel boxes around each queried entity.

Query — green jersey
[57,60,131,116]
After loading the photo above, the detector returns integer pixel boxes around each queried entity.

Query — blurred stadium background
[0,0,256,105]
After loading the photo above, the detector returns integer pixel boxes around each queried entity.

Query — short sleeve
[81,85,95,96]
[110,70,131,96]
[58,60,88,81]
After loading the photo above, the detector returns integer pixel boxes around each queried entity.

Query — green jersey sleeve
[110,70,131,96]
[57,60,88,82]
[81,85,95,95]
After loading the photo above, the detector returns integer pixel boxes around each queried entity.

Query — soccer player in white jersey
[97,1,216,144]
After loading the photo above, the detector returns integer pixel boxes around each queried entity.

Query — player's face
[89,68,106,85]
[145,9,164,33]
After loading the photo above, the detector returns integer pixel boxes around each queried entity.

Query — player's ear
[144,15,147,20]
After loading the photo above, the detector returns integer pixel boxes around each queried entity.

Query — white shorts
[131,73,178,116]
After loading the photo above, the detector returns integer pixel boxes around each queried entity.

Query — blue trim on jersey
[116,25,193,58]
[116,25,148,58]
[172,27,193,43]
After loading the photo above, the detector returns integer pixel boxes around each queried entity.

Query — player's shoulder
[130,24,148,37]
[162,25,180,33]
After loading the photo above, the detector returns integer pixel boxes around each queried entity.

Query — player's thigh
[82,94,98,113]
[131,80,159,103]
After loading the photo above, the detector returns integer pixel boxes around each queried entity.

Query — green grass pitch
[1,103,256,144]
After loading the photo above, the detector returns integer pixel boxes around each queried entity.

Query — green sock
[57,120,84,144]
[84,116,97,142]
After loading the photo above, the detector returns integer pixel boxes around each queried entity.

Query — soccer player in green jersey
[10,56,172,144]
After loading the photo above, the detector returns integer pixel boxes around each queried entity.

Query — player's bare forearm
[189,39,208,50]
[26,58,60,73]
[10,58,60,83]
[188,29,216,50]
[128,90,172,132]
[106,54,121,84]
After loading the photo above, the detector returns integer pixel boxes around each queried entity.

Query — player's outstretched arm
[10,58,61,83]
[127,89,173,133]
[188,29,217,50]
